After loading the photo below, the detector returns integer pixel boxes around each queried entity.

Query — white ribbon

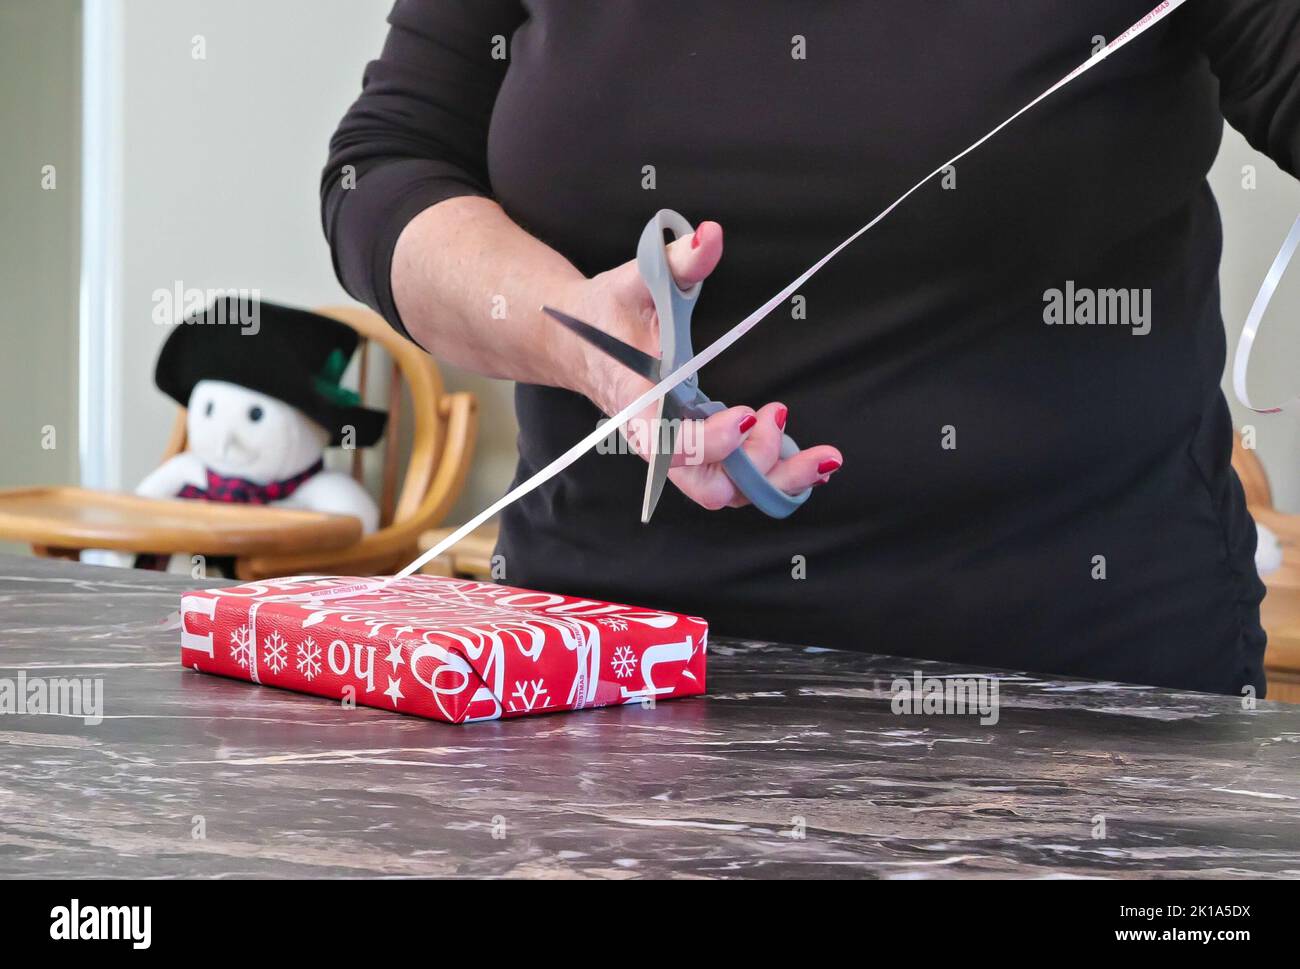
[1233,213,1300,415]
[398,0,1189,578]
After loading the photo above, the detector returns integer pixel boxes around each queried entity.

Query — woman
[323,1,1290,696]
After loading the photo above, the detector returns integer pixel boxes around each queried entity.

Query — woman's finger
[690,405,757,466]
[733,401,788,475]
[670,461,741,512]
[748,445,843,502]
[719,401,793,507]
[664,221,723,287]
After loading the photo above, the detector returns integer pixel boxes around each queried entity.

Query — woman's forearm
[390,196,598,397]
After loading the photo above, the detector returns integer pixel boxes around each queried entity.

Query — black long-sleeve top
[323,0,1300,695]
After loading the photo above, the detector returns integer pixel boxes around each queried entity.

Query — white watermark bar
[49,899,151,950]
[890,672,1000,725]
[151,284,262,334]
[0,672,105,725]
[595,416,707,466]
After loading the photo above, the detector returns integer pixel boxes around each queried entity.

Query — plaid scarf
[134,458,325,571]
[176,458,324,504]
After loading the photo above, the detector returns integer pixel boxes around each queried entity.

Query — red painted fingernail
[817,459,841,475]
[691,227,702,249]
[775,406,788,430]
[812,475,831,487]
[738,415,758,434]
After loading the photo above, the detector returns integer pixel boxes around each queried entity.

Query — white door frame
[78,0,124,489]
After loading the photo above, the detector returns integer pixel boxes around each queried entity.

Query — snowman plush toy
[136,298,386,571]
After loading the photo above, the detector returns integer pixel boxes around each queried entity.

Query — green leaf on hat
[313,348,361,408]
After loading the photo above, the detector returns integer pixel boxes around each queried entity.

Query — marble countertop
[1,554,1297,879]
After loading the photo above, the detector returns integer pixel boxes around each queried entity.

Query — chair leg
[31,545,82,561]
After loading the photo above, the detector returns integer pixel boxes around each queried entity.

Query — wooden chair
[1233,434,1300,702]
[3,305,477,580]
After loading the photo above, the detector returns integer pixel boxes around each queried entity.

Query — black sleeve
[1185,0,1300,175]
[321,0,527,339]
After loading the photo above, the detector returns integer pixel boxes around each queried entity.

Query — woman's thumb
[608,220,724,298]
[664,220,724,287]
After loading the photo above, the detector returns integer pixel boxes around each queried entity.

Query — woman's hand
[556,221,843,511]
[392,199,841,512]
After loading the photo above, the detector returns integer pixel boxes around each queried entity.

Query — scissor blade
[542,306,660,382]
[641,399,675,523]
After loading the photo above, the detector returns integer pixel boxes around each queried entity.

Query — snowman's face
[186,380,328,483]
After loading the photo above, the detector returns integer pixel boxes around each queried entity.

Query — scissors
[543,209,812,523]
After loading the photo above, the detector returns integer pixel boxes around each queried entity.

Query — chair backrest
[159,304,452,530]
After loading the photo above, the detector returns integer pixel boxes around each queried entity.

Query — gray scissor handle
[637,209,702,396]
[639,209,811,519]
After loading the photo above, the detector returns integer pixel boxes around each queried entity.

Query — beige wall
[0,0,81,490]
[0,0,82,555]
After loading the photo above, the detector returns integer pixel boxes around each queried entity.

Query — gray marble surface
[0,554,1297,879]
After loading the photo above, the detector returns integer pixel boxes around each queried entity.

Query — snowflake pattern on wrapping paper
[611,645,638,679]
[508,679,550,713]
[295,636,322,681]
[597,617,628,632]
[262,630,289,675]
[229,625,253,669]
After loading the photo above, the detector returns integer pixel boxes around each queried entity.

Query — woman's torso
[485,0,1265,695]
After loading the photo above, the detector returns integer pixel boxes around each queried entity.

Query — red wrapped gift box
[178,574,707,723]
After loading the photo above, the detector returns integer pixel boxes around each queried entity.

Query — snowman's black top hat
[155,297,387,447]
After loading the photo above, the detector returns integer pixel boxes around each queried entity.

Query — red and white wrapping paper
[178,575,707,723]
